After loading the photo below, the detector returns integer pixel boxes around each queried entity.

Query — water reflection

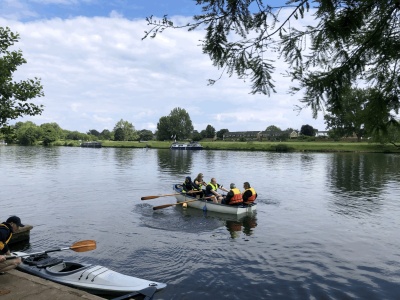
[8,240,31,252]
[157,149,194,175]
[226,214,258,239]
[328,153,400,217]
[113,148,135,168]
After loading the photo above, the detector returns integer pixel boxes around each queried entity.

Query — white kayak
[173,184,257,215]
[13,252,167,298]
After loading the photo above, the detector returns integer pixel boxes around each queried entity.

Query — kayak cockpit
[23,253,91,274]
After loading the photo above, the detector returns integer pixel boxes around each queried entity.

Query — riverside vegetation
[93,140,400,153]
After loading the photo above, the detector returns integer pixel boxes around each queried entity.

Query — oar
[141,193,181,200]
[6,240,96,259]
[141,191,196,200]
[152,196,213,210]
[153,199,198,210]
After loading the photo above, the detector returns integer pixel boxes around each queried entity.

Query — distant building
[223,131,261,141]
[316,131,329,137]
[289,131,299,139]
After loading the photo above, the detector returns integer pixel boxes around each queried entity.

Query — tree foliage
[15,121,42,145]
[204,124,216,138]
[144,1,400,133]
[265,125,282,132]
[324,88,369,141]
[157,107,194,140]
[138,129,154,141]
[87,129,100,137]
[300,124,315,137]
[113,119,138,141]
[0,27,44,128]
[216,128,229,139]
[40,123,60,146]
[99,129,112,140]
[114,127,125,141]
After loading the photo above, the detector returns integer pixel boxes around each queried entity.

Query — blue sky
[0,0,326,134]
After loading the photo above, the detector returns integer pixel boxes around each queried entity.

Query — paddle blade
[141,196,160,200]
[153,204,174,210]
[70,240,97,252]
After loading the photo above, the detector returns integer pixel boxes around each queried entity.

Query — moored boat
[173,184,257,215]
[13,252,167,297]
[170,142,203,150]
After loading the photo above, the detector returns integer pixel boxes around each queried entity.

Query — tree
[370,122,400,147]
[99,129,112,140]
[204,124,216,138]
[40,123,59,145]
[15,121,42,145]
[138,129,154,141]
[113,119,138,141]
[265,125,285,141]
[87,129,100,137]
[144,1,400,133]
[324,88,369,141]
[156,116,172,141]
[65,130,87,141]
[265,125,282,132]
[300,124,315,137]
[114,127,125,141]
[200,129,207,138]
[216,128,229,139]
[169,107,194,140]
[0,27,44,128]
[191,130,202,141]
[157,107,193,140]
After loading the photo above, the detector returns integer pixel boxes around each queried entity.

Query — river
[1,146,399,299]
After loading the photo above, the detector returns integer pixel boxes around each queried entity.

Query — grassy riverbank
[100,140,400,153]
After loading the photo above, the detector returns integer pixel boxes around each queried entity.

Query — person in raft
[242,182,257,204]
[205,178,229,203]
[222,183,244,205]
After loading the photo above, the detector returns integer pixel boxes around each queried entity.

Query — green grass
[97,140,400,153]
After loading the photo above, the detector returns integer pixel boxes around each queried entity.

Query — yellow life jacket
[244,187,257,202]
[208,182,218,191]
[0,223,12,252]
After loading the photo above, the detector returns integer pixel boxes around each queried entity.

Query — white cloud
[1,13,326,133]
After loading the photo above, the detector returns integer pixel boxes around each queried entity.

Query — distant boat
[0,140,7,145]
[80,141,102,148]
[170,142,203,150]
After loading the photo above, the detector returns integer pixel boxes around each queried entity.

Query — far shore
[96,140,400,153]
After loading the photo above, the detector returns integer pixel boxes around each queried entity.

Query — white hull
[174,191,257,215]
[14,252,166,296]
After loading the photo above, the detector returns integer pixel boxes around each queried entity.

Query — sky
[0,0,327,134]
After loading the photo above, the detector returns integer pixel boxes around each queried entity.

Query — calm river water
[1,146,400,299]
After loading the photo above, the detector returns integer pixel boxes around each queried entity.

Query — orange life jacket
[229,188,243,205]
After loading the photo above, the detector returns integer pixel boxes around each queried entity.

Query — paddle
[152,196,213,210]
[6,240,96,260]
[153,199,198,210]
[141,191,197,200]
[141,193,181,200]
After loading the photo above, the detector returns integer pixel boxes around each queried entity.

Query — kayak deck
[15,252,167,296]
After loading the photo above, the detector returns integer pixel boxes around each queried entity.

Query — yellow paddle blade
[70,240,97,252]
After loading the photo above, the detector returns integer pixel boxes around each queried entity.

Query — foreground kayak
[173,184,257,215]
[13,252,167,298]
